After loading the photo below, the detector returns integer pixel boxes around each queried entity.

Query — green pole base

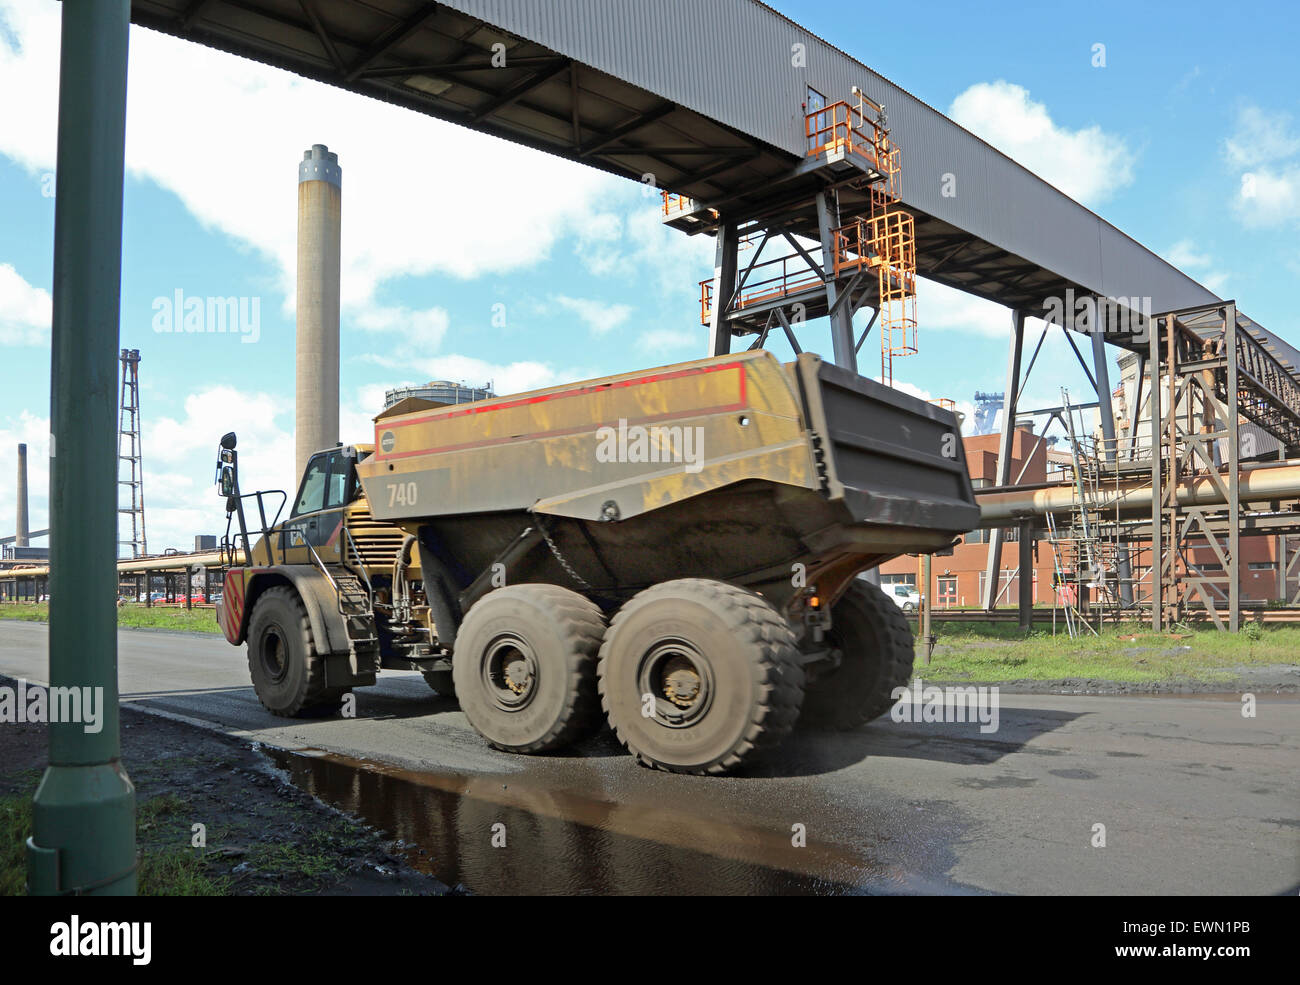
[28,762,136,896]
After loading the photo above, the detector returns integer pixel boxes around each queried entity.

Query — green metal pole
[27,0,135,896]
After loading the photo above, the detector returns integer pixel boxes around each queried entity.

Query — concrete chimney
[295,144,342,477]
[15,442,28,548]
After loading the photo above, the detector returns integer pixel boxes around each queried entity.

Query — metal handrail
[339,526,375,608]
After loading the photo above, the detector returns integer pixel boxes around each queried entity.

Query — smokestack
[15,443,28,548]
[295,143,342,477]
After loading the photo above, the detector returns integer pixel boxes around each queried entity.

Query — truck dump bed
[356,351,977,609]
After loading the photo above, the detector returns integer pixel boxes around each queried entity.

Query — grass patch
[1,781,229,896]
[0,602,219,635]
[0,789,33,896]
[919,621,1300,682]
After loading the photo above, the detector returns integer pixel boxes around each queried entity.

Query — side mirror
[215,443,237,499]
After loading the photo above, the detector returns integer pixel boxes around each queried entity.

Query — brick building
[877,428,1291,608]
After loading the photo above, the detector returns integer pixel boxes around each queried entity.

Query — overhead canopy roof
[131,0,1290,367]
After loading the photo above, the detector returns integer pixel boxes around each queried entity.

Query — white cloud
[1225,105,1300,229]
[1165,239,1211,270]
[916,277,1012,337]
[144,386,297,550]
[638,326,705,355]
[1164,240,1229,295]
[1235,165,1300,228]
[1224,106,1300,169]
[575,198,715,296]
[0,0,623,315]
[352,304,450,352]
[949,81,1135,205]
[552,294,632,336]
[0,262,51,346]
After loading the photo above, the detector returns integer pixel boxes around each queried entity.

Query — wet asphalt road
[2,620,1296,895]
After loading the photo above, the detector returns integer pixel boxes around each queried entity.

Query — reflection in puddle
[265,747,942,895]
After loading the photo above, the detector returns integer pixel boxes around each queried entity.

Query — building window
[1248,562,1276,571]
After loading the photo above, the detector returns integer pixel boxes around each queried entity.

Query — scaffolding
[1043,390,1124,636]
[118,348,147,558]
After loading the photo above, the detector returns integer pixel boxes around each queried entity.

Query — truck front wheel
[598,579,805,775]
[800,580,915,730]
[247,586,348,717]
[452,584,605,753]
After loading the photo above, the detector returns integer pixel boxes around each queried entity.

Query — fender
[219,565,352,655]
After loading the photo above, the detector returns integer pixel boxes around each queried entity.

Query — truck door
[281,451,349,565]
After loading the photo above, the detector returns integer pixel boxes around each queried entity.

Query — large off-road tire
[598,579,805,776]
[421,669,456,698]
[247,586,349,717]
[800,580,915,730]
[452,584,605,753]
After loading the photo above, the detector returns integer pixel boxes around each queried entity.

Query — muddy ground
[0,675,455,896]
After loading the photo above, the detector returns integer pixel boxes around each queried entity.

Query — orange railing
[698,252,825,326]
[662,191,693,216]
[804,94,899,183]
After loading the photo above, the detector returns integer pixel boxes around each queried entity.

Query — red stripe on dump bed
[373,361,748,461]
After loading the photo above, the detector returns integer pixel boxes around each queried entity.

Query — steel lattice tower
[118,348,147,557]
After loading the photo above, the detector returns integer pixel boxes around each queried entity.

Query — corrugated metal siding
[441,0,1219,313]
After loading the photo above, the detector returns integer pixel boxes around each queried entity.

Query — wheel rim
[261,623,288,684]
[481,634,538,712]
[637,639,714,728]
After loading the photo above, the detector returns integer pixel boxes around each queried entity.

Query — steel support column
[1018,518,1035,630]
[1090,326,1135,607]
[1226,303,1240,632]
[815,190,856,372]
[982,309,1025,609]
[28,0,135,896]
[707,221,738,357]
[1149,316,1163,630]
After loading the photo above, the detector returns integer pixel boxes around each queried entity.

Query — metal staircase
[1044,389,1123,636]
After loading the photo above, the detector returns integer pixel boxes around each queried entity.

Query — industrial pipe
[977,460,1300,527]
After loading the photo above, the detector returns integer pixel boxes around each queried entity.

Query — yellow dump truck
[214,350,977,774]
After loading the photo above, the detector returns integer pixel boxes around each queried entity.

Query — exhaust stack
[295,144,342,477]
[15,442,29,548]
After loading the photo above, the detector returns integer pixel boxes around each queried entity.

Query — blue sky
[0,0,1297,552]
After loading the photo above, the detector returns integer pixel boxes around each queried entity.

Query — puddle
[264,747,953,895]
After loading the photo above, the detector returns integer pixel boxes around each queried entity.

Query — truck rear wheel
[421,669,455,698]
[247,585,348,717]
[598,579,805,775]
[452,584,604,753]
[800,580,915,730]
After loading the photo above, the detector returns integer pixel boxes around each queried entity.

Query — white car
[885,582,922,612]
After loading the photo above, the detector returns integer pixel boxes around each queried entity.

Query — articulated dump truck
[213,351,978,774]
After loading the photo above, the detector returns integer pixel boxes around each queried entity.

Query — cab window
[326,453,352,509]
[293,454,330,516]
